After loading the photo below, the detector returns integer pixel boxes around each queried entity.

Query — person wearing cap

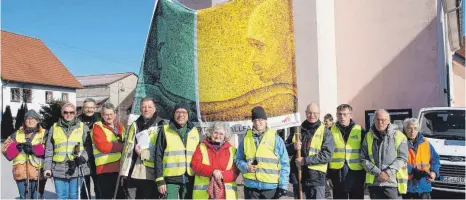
[43,103,91,199]
[288,103,335,199]
[90,102,126,199]
[236,106,290,199]
[120,97,163,199]
[155,102,200,199]
[327,104,366,199]
[77,98,102,199]
[2,110,47,199]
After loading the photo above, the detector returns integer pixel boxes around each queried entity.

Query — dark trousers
[244,187,277,199]
[126,178,159,199]
[368,186,401,199]
[333,188,365,199]
[402,192,431,199]
[293,184,325,199]
[97,172,125,199]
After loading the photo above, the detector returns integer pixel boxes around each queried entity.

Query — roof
[76,96,109,107]
[76,72,137,87]
[1,31,83,89]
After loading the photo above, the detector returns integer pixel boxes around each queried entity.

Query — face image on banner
[133,0,299,130]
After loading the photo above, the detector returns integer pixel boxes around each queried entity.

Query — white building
[1,31,83,118]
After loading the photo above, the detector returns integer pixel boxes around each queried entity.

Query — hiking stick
[295,127,302,200]
[25,154,31,199]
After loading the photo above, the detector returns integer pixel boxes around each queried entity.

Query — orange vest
[407,138,431,180]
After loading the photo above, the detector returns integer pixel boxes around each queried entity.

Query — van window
[420,110,465,140]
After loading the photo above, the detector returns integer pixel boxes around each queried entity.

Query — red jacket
[191,139,239,183]
[92,121,125,174]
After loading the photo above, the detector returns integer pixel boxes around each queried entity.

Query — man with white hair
[361,109,409,199]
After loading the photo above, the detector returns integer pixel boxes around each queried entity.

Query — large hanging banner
[132,0,300,134]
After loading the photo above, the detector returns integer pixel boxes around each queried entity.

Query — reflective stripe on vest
[407,137,431,183]
[52,122,85,162]
[13,129,45,168]
[91,121,126,166]
[242,129,280,184]
[193,143,238,199]
[330,125,363,170]
[307,125,328,173]
[123,123,158,168]
[365,130,408,194]
[162,124,199,177]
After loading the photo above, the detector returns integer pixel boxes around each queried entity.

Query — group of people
[2,97,440,200]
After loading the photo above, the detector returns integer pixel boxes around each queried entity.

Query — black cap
[251,106,267,121]
[173,102,190,116]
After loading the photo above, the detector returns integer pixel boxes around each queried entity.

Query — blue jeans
[16,180,38,199]
[54,177,84,199]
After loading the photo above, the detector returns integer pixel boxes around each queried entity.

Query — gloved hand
[274,188,287,198]
[16,143,24,152]
[412,168,431,180]
[74,156,86,166]
[22,142,34,155]
[66,160,77,175]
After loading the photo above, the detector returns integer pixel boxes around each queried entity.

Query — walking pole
[25,153,31,199]
[73,142,90,200]
[295,127,303,200]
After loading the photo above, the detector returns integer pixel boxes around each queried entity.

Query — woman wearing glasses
[43,103,91,199]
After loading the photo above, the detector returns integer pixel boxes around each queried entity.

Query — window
[22,89,32,103]
[61,93,69,102]
[46,91,53,104]
[10,88,20,102]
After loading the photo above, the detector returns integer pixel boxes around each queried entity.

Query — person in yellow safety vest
[361,109,409,199]
[43,103,91,200]
[236,106,290,199]
[327,104,367,199]
[290,103,335,199]
[191,122,239,199]
[155,102,200,199]
[91,103,126,199]
[2,110,47,199]
[120,97,164,199]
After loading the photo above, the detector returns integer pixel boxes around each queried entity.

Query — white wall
[2,82,77,117]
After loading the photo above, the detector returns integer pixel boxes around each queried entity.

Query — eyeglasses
[63,111,75,115]
[337,112,352,117]
[175,111,188,115]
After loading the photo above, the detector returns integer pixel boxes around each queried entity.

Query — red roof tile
[1,31,83,89]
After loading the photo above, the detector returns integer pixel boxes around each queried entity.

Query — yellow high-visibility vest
[162,124,199,177]
[307,125,328,172]
[123,123,158,168]
[242,129,280,184]
[365,130,408,194]
[330,125,363,170]
[13,129,45,168]
[192,143,237,199]
[52,122,85,162]
[91,121,126,166]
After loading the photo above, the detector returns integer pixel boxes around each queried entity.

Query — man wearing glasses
[155,102,200,199]
[236,106,290,199]
[327,104,366,199]
[289,103,334,199]
[77,98,101,199]
[361,109,409,199]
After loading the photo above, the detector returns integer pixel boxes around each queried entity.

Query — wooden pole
[295,126,303,200]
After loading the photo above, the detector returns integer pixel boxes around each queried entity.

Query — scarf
[135,115,158,132]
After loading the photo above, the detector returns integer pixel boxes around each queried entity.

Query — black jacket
[154,120,198,186]
[286,120,334,187]
[327,120,367,192]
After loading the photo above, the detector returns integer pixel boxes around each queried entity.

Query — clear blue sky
[2,0,156,76]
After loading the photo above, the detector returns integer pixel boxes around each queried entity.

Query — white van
[418,107,465,193]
